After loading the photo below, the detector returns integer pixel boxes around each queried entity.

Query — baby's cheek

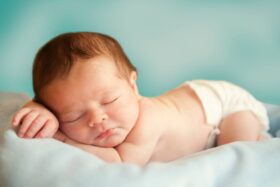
[60,124,80,140]
[107,103,122,114]
[114,104,138,124]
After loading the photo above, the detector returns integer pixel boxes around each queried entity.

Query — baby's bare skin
[12,56,264,166]
[121,87,208,163]
[140,85,213,162]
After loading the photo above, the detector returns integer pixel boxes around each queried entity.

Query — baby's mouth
[95,129,114,140]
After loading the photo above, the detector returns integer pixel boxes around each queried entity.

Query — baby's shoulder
[137,97,159,124]
[124,98,162,144]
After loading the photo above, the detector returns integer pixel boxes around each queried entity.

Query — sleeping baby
[12,32,270,166]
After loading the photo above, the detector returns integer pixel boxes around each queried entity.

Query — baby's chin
[95,135,125,148]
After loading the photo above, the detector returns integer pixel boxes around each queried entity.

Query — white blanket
[1,93,280,187]
[1,130,280,187]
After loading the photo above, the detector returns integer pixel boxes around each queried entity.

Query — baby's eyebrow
[57,90,119,116]
[100,89,116,95]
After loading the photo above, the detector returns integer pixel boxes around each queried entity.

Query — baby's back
[145,84,213,162]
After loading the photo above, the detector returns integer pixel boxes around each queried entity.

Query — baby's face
[40,56,140,147]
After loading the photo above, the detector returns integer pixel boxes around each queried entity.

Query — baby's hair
[33,32,136,102]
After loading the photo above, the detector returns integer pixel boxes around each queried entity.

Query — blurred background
[0,0,279,104]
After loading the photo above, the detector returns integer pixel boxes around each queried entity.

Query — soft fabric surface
[1,92,280,187]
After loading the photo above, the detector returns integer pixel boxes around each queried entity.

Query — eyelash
[61,97,119,123]
[62,113,84,124]
[103,97,119,105]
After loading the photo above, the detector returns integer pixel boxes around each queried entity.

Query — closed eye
[62,118,79,124]
[61,113,84,124]
[103,97,119,105]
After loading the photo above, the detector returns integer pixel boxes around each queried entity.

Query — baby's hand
[12,100,59,138]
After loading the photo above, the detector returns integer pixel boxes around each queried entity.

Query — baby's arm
[63,139,121,162]
[53,130,121,162]
[56,111,160,166]
[12,100,59,138]
[217,111,263,145]
[115,112,161,166]
[56,128,159,165]
[60,138,157,165]
[60,121,159,166]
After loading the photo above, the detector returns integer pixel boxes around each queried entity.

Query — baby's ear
[129,71,137,83]
[129,71,140,96]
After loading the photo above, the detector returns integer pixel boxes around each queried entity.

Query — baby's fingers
[18,111,39,137]
[24,116,48,138]
[35,120,58,138]
[12,108,32,126]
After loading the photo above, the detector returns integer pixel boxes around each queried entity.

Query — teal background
[0,0,279,104]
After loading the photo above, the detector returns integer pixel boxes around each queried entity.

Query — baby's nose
[88,111,108,127]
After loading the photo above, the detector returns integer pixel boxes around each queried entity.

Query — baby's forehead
[40,73,125,109]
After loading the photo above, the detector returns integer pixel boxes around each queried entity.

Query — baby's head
[33,32,137,99]
[33,32,140,147]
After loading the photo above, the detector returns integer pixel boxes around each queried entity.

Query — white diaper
[185,80,269,149]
